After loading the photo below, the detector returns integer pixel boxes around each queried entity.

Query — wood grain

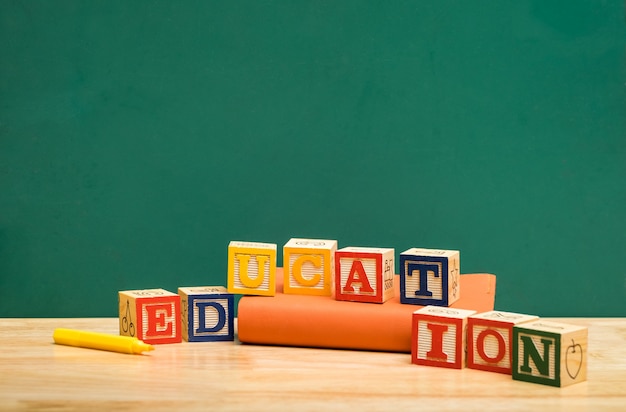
[0,318,624,411]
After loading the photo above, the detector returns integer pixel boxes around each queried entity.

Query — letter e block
[178,286,234,342]
[335,247,394,303]
[513,320,588,387]
[283,238,338,296]
[411,306,476,369]
[467,311,538,374]
[228,241,277,296]
[400,248,460,307]
[118,288,182,344]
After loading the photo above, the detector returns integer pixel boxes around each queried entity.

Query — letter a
[343,260,374,294]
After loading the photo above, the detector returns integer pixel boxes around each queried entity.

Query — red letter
[477,329,506,363]
[145,303,173,337]
[343,260,374,293]
[426,323,449,360]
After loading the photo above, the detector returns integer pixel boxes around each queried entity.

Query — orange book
[237,268,496,353]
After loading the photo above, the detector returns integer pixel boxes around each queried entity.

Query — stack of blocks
[117,237,588,388]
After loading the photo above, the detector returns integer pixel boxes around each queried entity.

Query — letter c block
[283,238,338,296]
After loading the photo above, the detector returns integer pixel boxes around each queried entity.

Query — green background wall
[1,1,624,317]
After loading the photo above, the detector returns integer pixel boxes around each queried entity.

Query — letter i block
[411,306,476,369]
[178,286,234,342]
[400,248,460,307]
[467,311,539,374]
[118,289,182,344]
[335,247,395,303]
[283,238,338,296]
[227,241,277,296]
[513,320,588,387]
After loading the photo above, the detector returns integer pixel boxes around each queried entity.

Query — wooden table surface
[0,318,624,411]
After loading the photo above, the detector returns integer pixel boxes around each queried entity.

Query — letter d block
[335,247,395,303]
[228,241,277,296]
[513,320,588,387]
[283,238,338,296]
[118,289,182,344]
[400,248,460,307]
[467,311,538,374]
[178,286,234,342]
[411,306,476,369]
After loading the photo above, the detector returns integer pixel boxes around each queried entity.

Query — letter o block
[178,286,234,342]
[411,306,476,369]
[467,311,538,374]
[228,241,277,296]
[283,238,338,296]
[335,247,395,304]
[400,248,460,307]
[118,288,182,344]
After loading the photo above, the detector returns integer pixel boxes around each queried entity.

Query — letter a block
[467,311,538,374]
[411,306,476,369]
[283,238,338,296]
[228,241,277,296]
[335,247,395,303]
[400,248,460,307]
[513,320,588,387]
[178,286,234,342]
[118,288,182,344]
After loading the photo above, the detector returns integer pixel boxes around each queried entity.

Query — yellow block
[227,241,277,296]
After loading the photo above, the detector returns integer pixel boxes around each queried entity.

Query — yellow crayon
[53,328,154,355]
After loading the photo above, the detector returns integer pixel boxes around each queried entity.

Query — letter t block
[400,248,460,307]
[335,246,395,303]
[118,288,182,344]
[467,311,538,374]
[283,238,338,296]
[411,305,476,369]
[513,320,588,387]
[178,286,234,342]
[228,241,277,296]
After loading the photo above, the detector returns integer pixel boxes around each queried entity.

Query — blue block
[179,287,235,342]
[399,248,460,307]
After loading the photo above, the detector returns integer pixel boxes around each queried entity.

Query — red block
[334,247,394,304]
[467,311,538,374]
[118,289,182,344]
[411,306,476,369]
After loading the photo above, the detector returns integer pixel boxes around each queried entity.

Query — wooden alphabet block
[411,306,476,369]
[467,311,539,374]
[400,248,460,307]
[118,288,182,344]
[334,246,394,303]
[178,286,234,342]
[283,238,338,296]
[227,241,277,296]
[512,320,588,387]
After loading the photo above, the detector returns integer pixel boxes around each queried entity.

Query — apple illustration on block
[566,338,583,379]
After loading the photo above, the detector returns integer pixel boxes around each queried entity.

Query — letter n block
[228,241,277,296]
[283,238,338,296]
[178,286,234,342]
[513,320,588,387]
[118,288,182,344]
[335,247,395,303]
[411,306,476,369]
[467,311,538,374]
[400,248,460,307]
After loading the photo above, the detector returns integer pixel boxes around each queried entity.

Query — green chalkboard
[1,1,624,318]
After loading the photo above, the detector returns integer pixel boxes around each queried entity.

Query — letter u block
[228,241,277,296]
[411,306,476,369]
[513,320,588,387]
[335,246,395,303]
[118,288,182,344]
[467,311,538,374]
[283,238,338,296]
[400,248,460,307]
[178,286,234,342]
